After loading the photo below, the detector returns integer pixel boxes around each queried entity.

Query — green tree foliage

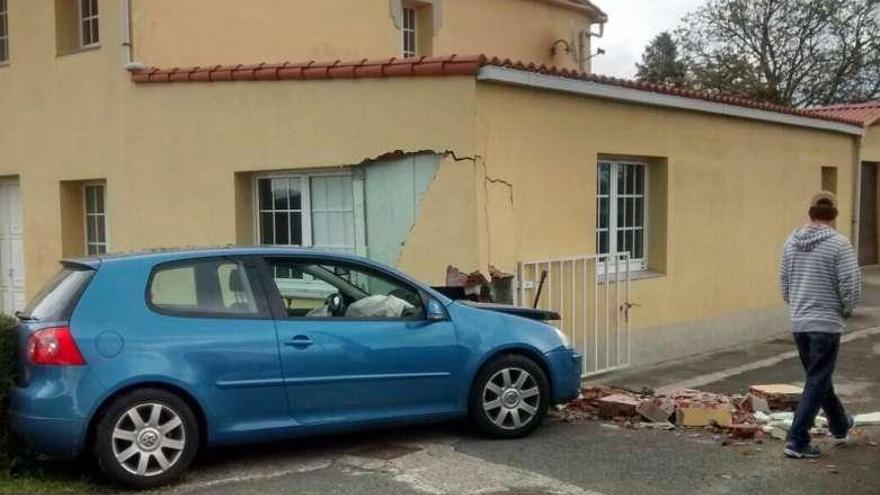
[635,32,688,87]
[674,0,880,106]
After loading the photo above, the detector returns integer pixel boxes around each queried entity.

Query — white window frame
[79,0,99,48]
[253,170,365,253]
[83,183,107,255]
[596,160,648,272]
[0,0,9,64]
[402,6,417,58]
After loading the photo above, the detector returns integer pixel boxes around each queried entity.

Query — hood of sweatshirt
[792,225,836,252]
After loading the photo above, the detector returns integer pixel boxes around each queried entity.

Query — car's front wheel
[469,354,549,438]
[93,388,199,489]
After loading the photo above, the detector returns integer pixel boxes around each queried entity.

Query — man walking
[779,191,860,459]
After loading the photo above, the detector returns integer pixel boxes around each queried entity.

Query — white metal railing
[517,253,631,377]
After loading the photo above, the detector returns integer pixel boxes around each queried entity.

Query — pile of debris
[554,383,874,442]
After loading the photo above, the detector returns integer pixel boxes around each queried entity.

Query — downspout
[120,0,146,71]
[852,131,865,258]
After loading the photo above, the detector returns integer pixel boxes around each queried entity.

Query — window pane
[85,186,95,212]
[616,230,624,255]
[289,179,302,210]
[598,164,610,195]
[150,266,197,307]
[91,18,99,43]
[274,212,289,245]
[86,215,96,242]
[273,179,289,210]
[634,230,644,259]
[598,198,608,229]
[597,231,608,255]
[81,0,90,17]
[218,263,258,313]
[96,216,106,243]
[260,212,274,244]
[82,20,91,45]
[635,197,644,227]
[258,179,272,210]
[150,260,258,315]
[95,185,104,213]
[91,0,98,16]
[635,166,645,195]
[627,165,636,194]
[617,165,625,194]
[291,212,303,246]
[266,259,422,319]
[617,197,624,226]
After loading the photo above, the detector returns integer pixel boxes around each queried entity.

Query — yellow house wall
[0,0,481,296]
[473,83,858,332]
[132,0,595,71]
[864,125,880,163]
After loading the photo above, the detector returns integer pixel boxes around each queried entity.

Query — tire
[469,354,549,439]
[93,388,200,489]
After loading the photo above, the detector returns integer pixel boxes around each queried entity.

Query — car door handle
[285,335,314,349]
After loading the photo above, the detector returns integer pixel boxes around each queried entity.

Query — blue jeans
[787,332,849,448]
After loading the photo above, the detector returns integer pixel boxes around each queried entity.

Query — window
[149,259,260,316]
[597,161,647,270]
[822,166,838,194]
[266,258,423,319]
[255,174,358,253]
[80,0,98,48]
[402,6,417,58]
[20,266,94,321]
[0,0,8,63]
[84,184,107,255]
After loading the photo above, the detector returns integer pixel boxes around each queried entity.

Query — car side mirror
[425,299,447,322]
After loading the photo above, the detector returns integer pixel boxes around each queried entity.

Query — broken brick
[726,423,763,439]
[750,384,802,411]
[597,394,641,419]
[738,394,771,414]
[676,407,733,427]
[637,398,676,423]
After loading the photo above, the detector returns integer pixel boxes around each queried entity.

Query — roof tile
[129,53,862,127]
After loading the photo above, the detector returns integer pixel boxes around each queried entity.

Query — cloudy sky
[590,0,704,79]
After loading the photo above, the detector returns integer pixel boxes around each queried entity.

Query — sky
[590,0,705,79]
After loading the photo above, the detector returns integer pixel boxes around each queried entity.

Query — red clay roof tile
[810,102,880,127]
[130,54,863,127]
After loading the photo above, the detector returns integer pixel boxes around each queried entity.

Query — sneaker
[833,416,855,445]
[784,444,821,459]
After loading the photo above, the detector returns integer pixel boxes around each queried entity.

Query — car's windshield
[20,266,94,321]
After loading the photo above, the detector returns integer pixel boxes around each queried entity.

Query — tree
[674,0,880,107]
[635,32,688,87]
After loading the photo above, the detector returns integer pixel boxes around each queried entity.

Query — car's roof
[62,246,372,267]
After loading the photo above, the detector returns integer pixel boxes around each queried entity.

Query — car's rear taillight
[26,326,86,366]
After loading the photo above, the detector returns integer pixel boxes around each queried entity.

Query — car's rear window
[20,266,95,321]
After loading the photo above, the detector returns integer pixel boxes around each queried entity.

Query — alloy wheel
[481,367,541,430]
[111,402,186,477]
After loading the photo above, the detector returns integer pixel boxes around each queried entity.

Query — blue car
[10,248,582,488]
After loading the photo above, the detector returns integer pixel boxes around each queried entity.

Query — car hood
[457,301,560,322]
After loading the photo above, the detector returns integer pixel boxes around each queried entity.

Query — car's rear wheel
[93,388,199,489]
[469,354,549,439]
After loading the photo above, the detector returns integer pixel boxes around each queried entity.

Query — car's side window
[149,259,260,317]
[265,258,424,320]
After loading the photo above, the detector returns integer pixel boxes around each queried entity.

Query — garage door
[0,179,25,313]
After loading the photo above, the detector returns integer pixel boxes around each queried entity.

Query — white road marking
[342,442,605,495]
[658,326,880,393]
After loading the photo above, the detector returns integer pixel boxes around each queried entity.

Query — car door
[144,256,289,441]
[258,255,461,426]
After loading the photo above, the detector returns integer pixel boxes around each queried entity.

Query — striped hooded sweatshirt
[780,225,861,333]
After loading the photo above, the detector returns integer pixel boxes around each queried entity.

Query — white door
[0,180,25,313]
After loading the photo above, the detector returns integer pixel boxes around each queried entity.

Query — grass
[0,458,111,495]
